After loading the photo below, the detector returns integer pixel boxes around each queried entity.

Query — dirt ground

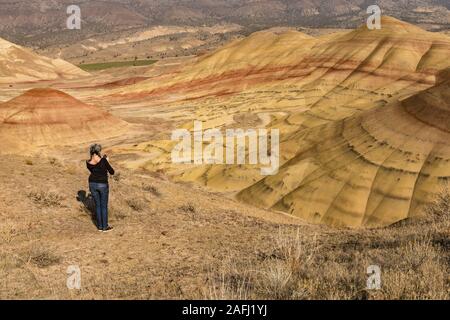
[0,154,303,299]
[0,154,448,299]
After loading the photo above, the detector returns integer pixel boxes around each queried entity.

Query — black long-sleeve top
[86,157,115,184]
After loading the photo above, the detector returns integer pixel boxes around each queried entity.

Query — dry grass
[383,239,447,299]
[425,186,450,225]
[0,222,19,244]
[179,203,197,219]
[179,203,196,213]
[28,191,64,207]
[125,198,146,212]
[207,192,450,300]
[112,172,122,182]
[142,184,161,197]
[26,247,61,268]
[64,164,78,175]
[1,155,449,299]
[206,259,253,300]
[48,157,60,166]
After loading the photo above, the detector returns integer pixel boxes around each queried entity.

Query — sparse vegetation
[48,157,61,166]
[143,184,161,197]
[126,198,146,212]
[79,59,157,71]
[179,203,197,220]
[0,222,18,244]
[112,172,122,182]
[28,191,64,207]
[207,192,450,300]
[179,203,196,213]
[26,247,61,268]
[2,155,449,300]
[425,186,450,224]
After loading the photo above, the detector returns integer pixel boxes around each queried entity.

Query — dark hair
[89,144,102,157]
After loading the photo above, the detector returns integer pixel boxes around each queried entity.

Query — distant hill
[0,0,448,48]
[111,17,450,227]
[0,37,88,83]
[238,68,450,227]
[0,88,128,154]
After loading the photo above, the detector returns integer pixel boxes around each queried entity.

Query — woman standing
[86,144,115,232]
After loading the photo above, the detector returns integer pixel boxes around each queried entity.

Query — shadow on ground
[76,190,97,227]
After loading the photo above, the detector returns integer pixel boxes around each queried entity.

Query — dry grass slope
[0,155,448,299]
[209,190,450,299]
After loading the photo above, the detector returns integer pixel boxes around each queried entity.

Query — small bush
[400,239,438,270]
[179,203,196,214]
[143,184,161,197]
[27,248,61,268]
[258,260,294,299]
[274,229,319,273]
[383,239,446,299]
[207,260,252,300]
[0,223,18,244]
[28,191,64,207]
[112,172,121,182]
[126,198,146,212]
[109,206,127,220]
[425,187,450,223]
[49,158,59,166]
[179,203,196,220]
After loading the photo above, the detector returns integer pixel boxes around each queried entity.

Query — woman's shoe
[103,226,114,233]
